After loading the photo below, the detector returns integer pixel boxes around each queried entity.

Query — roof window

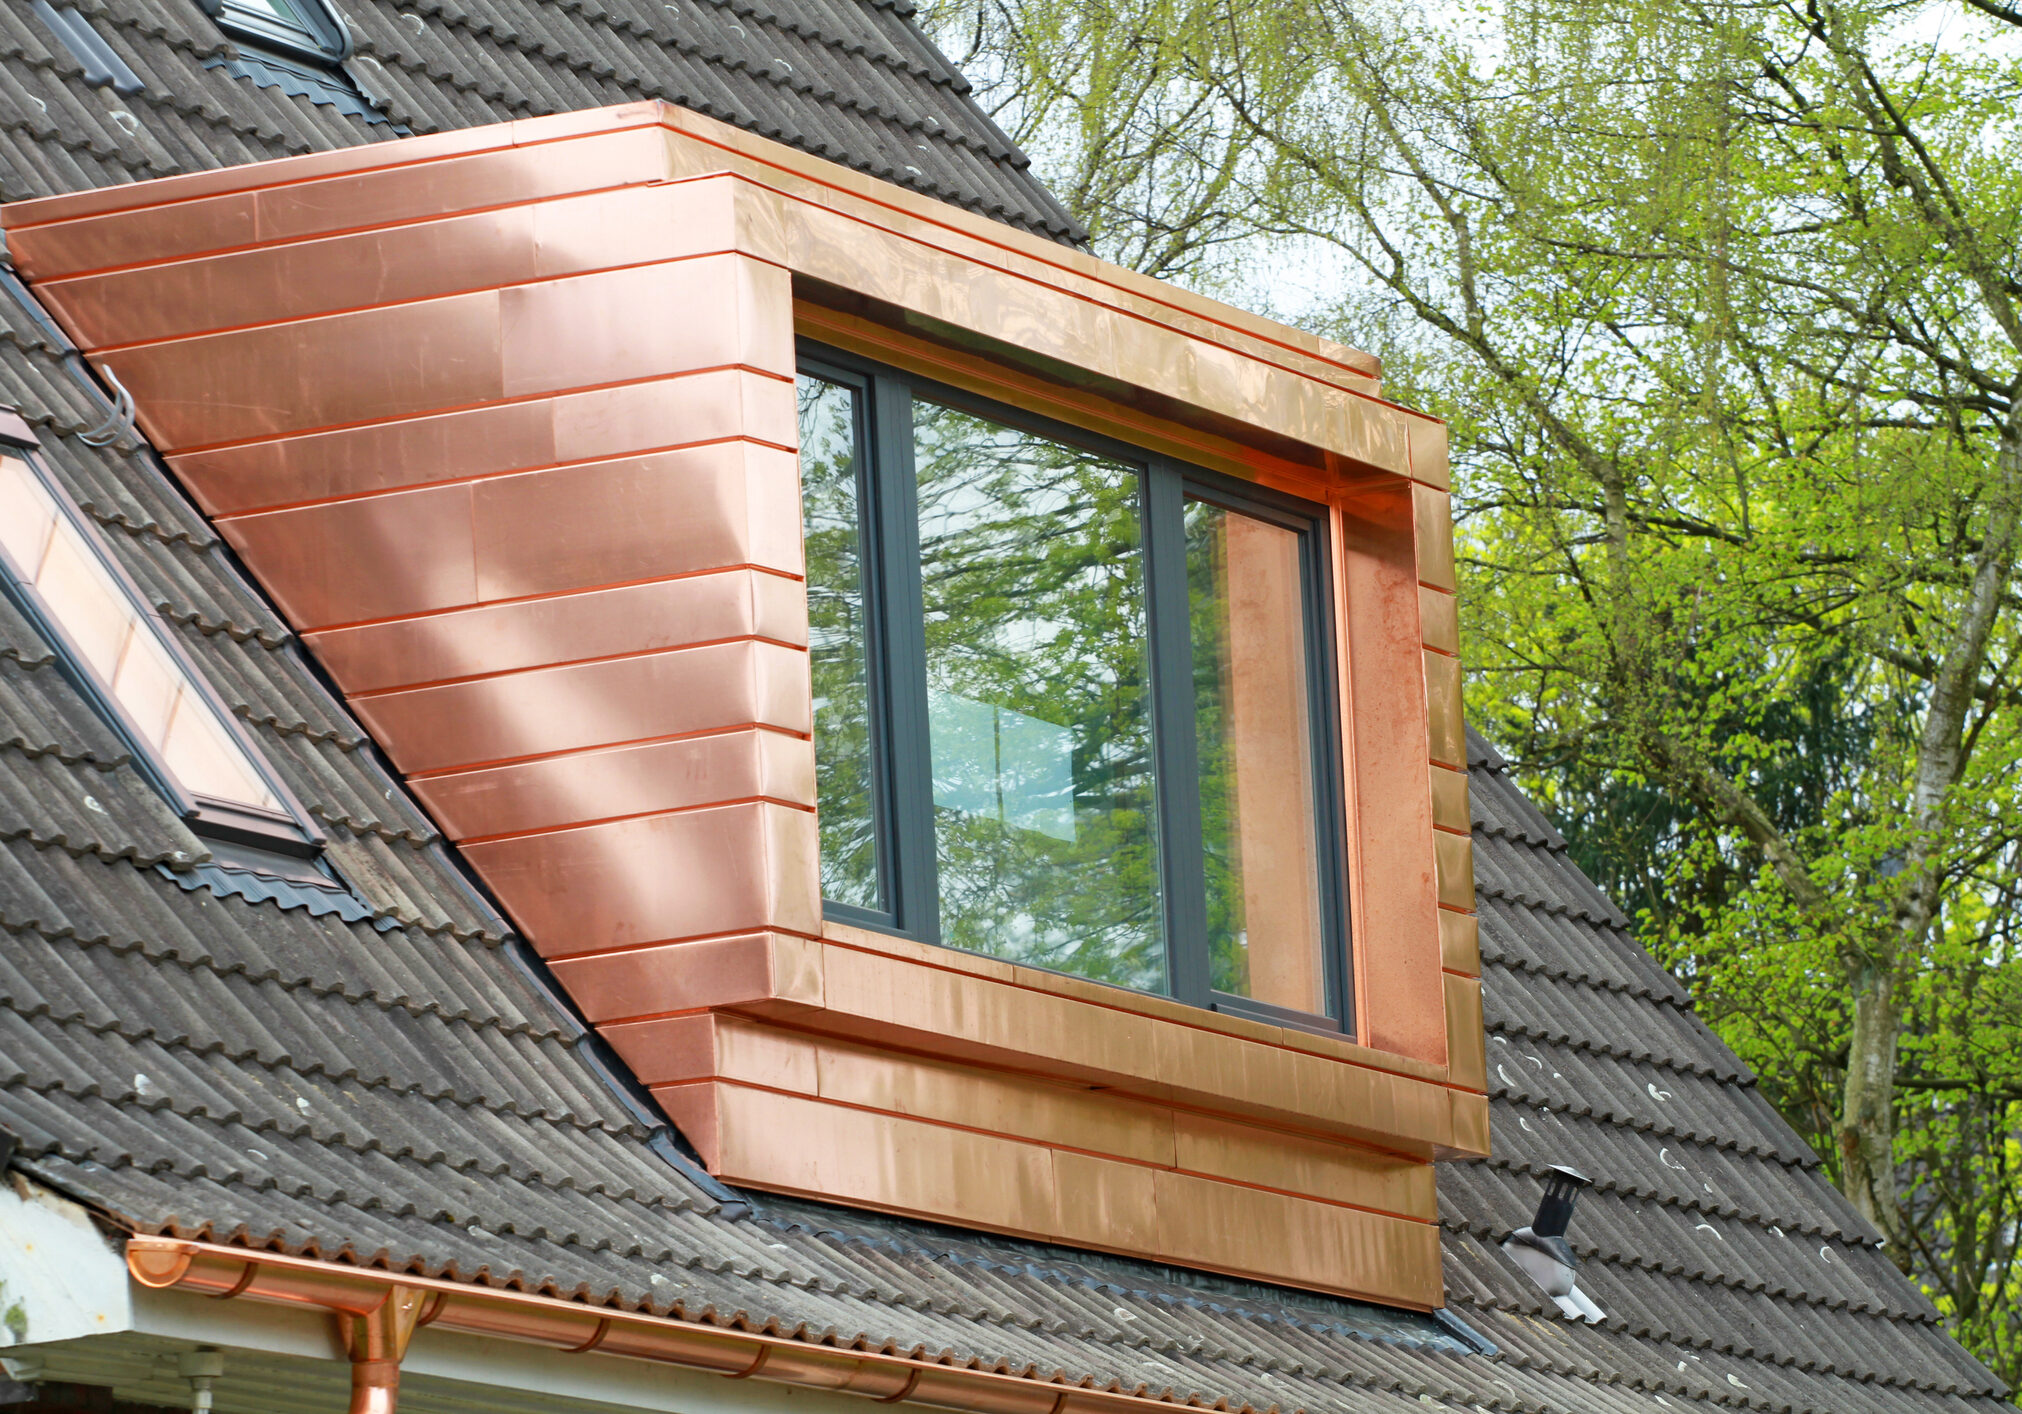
[200,0,350,66]
[0,431,316,855]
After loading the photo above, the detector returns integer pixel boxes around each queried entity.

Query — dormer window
[800,343,1351,1032]
[202,0,350,66]
[0,436,312,853]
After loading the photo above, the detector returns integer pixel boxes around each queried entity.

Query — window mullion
[1143,462,1211,1007]
[870,373,940,943]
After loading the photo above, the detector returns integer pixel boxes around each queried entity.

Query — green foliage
[927,0,2022,1380]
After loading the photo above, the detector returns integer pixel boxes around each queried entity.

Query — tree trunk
[1838,963,1906,1259]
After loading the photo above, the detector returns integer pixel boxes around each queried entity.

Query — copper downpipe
[126,1238,1253,1414]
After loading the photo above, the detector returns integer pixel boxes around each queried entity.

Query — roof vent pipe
[1502,1165,1605,1323]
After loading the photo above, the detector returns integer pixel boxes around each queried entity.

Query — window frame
[198,0,351,66]
[799,340,1355,1036]
[0,430,322,859]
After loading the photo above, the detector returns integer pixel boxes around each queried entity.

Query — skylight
[0,451,282,817]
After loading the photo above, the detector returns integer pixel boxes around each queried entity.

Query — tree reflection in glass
[913,399,1166,992]
[797,375,882,910]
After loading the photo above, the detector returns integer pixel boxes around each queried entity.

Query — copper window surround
[800,340,1354,1036]
[0,427,319,857]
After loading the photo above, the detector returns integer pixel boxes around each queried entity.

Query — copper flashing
[6,101,1483,1306]
[125,1237,1276,1414]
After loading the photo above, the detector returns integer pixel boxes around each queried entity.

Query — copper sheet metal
[497,256,792,398]
[808,1031,1180,1168]
[1169,1111,1436,1218]
[470,444,805,603]
[550,931,821,1024]
[415,727,813,841]
[176,398,555,516]
[217,482,478,632]
[1334,485,1446,1066]
[461,801,819,955]
[1443,973,1487,1092]
[1429,763,1470,834]
[42,204,539,348]
[96,290,507,451]
[1405,413,1449,491]
[1412,485,1456,592]
[351,639,810,775]
[710,1083,1062,1235]
[1424,649,1465,770]
[173,369,793,517]
[1439,907,1481,977]
[1435,830,1476,913]
[1418,585,1459,656]
[698,1084,1440,1306]
[1148,1167,1441,1308]
[827,919,1452,1087]
[308,569,806,693]
[551,368,797,463]
[815,942,1460,1152]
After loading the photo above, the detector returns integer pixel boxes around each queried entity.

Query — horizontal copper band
[171,368,795,516]
[415,728,813,842]
[462,801,819,952]
[679,1082,1443,1308]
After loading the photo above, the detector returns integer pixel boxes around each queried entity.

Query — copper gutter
[127,1237,1267,1414]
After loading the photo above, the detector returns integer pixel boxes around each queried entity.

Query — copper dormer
[0,101,1485,1308]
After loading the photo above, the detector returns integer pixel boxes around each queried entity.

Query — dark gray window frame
[801,340,1355,1037]
[198,0,351,66]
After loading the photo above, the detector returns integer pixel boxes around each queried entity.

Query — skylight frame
[0,423,321,856]
[198,0,352,67]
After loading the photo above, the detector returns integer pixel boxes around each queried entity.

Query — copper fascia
[125,1238,1279,1414]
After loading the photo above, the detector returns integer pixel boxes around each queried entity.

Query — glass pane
[1188,500,1327,1015]
[914,399,1165,992]
[0,454,281,814]
[797,375,883,911]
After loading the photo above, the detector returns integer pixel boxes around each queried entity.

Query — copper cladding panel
[217,482,478,630]
[470,443,805,602]
[1429,763,1470,834]
[1443,973,1487,1092]
[1335,485,1447,1067]
[169,369,795,517]
[695,1083,1441,1308]
[96,291,507,450]
[462,800,819,954]
[1424,649,1465,769]
[352,639,811,775]
[308,569,807,693]
[415,727,814,841]
[1418,585,1459,656]
[560,932,823,1026]
[1439,908,1481,977]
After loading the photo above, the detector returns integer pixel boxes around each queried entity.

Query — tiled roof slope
[0,0,1084,241]
[0,19,2008,1414]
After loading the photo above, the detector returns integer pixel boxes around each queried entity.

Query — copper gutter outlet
[125,1237,1277,1414]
